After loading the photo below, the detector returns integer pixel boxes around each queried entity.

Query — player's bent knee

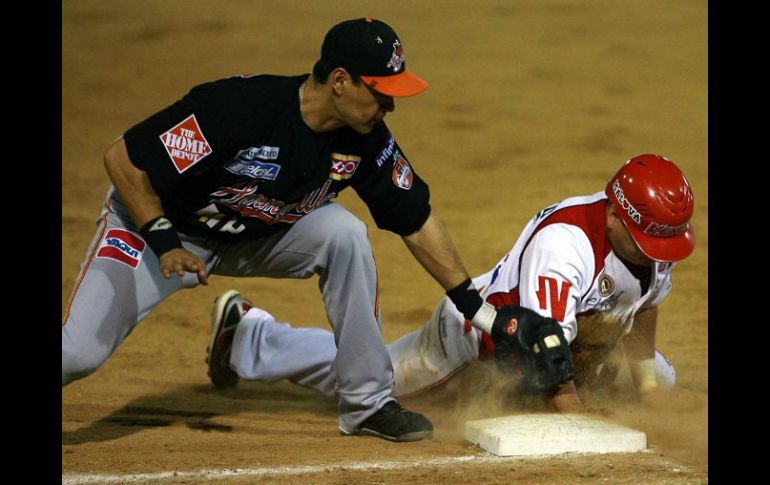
[321,213,371,256]
[62,340,110,386]
[62,355,103,386]
[337,217,369,247]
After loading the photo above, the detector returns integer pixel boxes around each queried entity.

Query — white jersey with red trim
[209,191,678,399]
[471,191,673,357]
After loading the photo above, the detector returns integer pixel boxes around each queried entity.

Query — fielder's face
[334,71,395,134]
[606,204,654,267]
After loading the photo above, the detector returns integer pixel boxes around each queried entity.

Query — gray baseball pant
[62,187,394,431]
[230,296,481,401]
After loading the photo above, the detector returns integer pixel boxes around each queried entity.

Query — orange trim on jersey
[395,361,472,399]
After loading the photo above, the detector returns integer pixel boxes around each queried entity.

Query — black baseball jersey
[123,74,431,240]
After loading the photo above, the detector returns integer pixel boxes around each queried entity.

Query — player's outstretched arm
[103,138,208,284]
[403,212,501,334]
[625,306,658,394]
[401,211,471,291]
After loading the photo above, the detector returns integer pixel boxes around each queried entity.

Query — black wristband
[139,216,183,257]
[446,278,484,321]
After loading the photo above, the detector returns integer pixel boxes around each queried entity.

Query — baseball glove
[491,304,575,393]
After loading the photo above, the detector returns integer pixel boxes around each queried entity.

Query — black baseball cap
[320,17,428,97]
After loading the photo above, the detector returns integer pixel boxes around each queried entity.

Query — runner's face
[606,204,654,266]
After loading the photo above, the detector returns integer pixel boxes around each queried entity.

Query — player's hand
[546,381,585,413]
[491,305,574,393]
[159,248,209,285]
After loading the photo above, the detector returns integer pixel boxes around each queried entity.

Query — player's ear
[330,68,351,95]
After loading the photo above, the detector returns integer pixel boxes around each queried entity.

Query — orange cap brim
[361,69,428,97]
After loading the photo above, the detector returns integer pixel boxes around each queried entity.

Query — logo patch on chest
[160,114,213,173]
[96,229,146,268]
[330,153,361,180]
[226,160,281,180]
[225,146,282,180]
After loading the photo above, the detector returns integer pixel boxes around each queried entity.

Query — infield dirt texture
[62,1,708,483]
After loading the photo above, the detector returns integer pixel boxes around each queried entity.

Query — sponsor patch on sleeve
[330,153,361,180]
[391,150,413,190]
[159,114,214,174]
[96,229,146,268]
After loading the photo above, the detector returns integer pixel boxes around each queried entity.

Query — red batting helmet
[605,154,695,262]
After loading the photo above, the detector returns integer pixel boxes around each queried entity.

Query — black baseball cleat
[342,400,434,442]
[206,289,252,389]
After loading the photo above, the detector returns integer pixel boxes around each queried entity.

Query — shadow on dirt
[62,383,338,445]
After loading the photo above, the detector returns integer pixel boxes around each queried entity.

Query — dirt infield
[62,1,707,483]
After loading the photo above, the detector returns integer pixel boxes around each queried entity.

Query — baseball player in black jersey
[62,17,567,442]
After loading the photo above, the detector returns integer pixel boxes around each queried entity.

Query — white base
[465,413,647,457]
